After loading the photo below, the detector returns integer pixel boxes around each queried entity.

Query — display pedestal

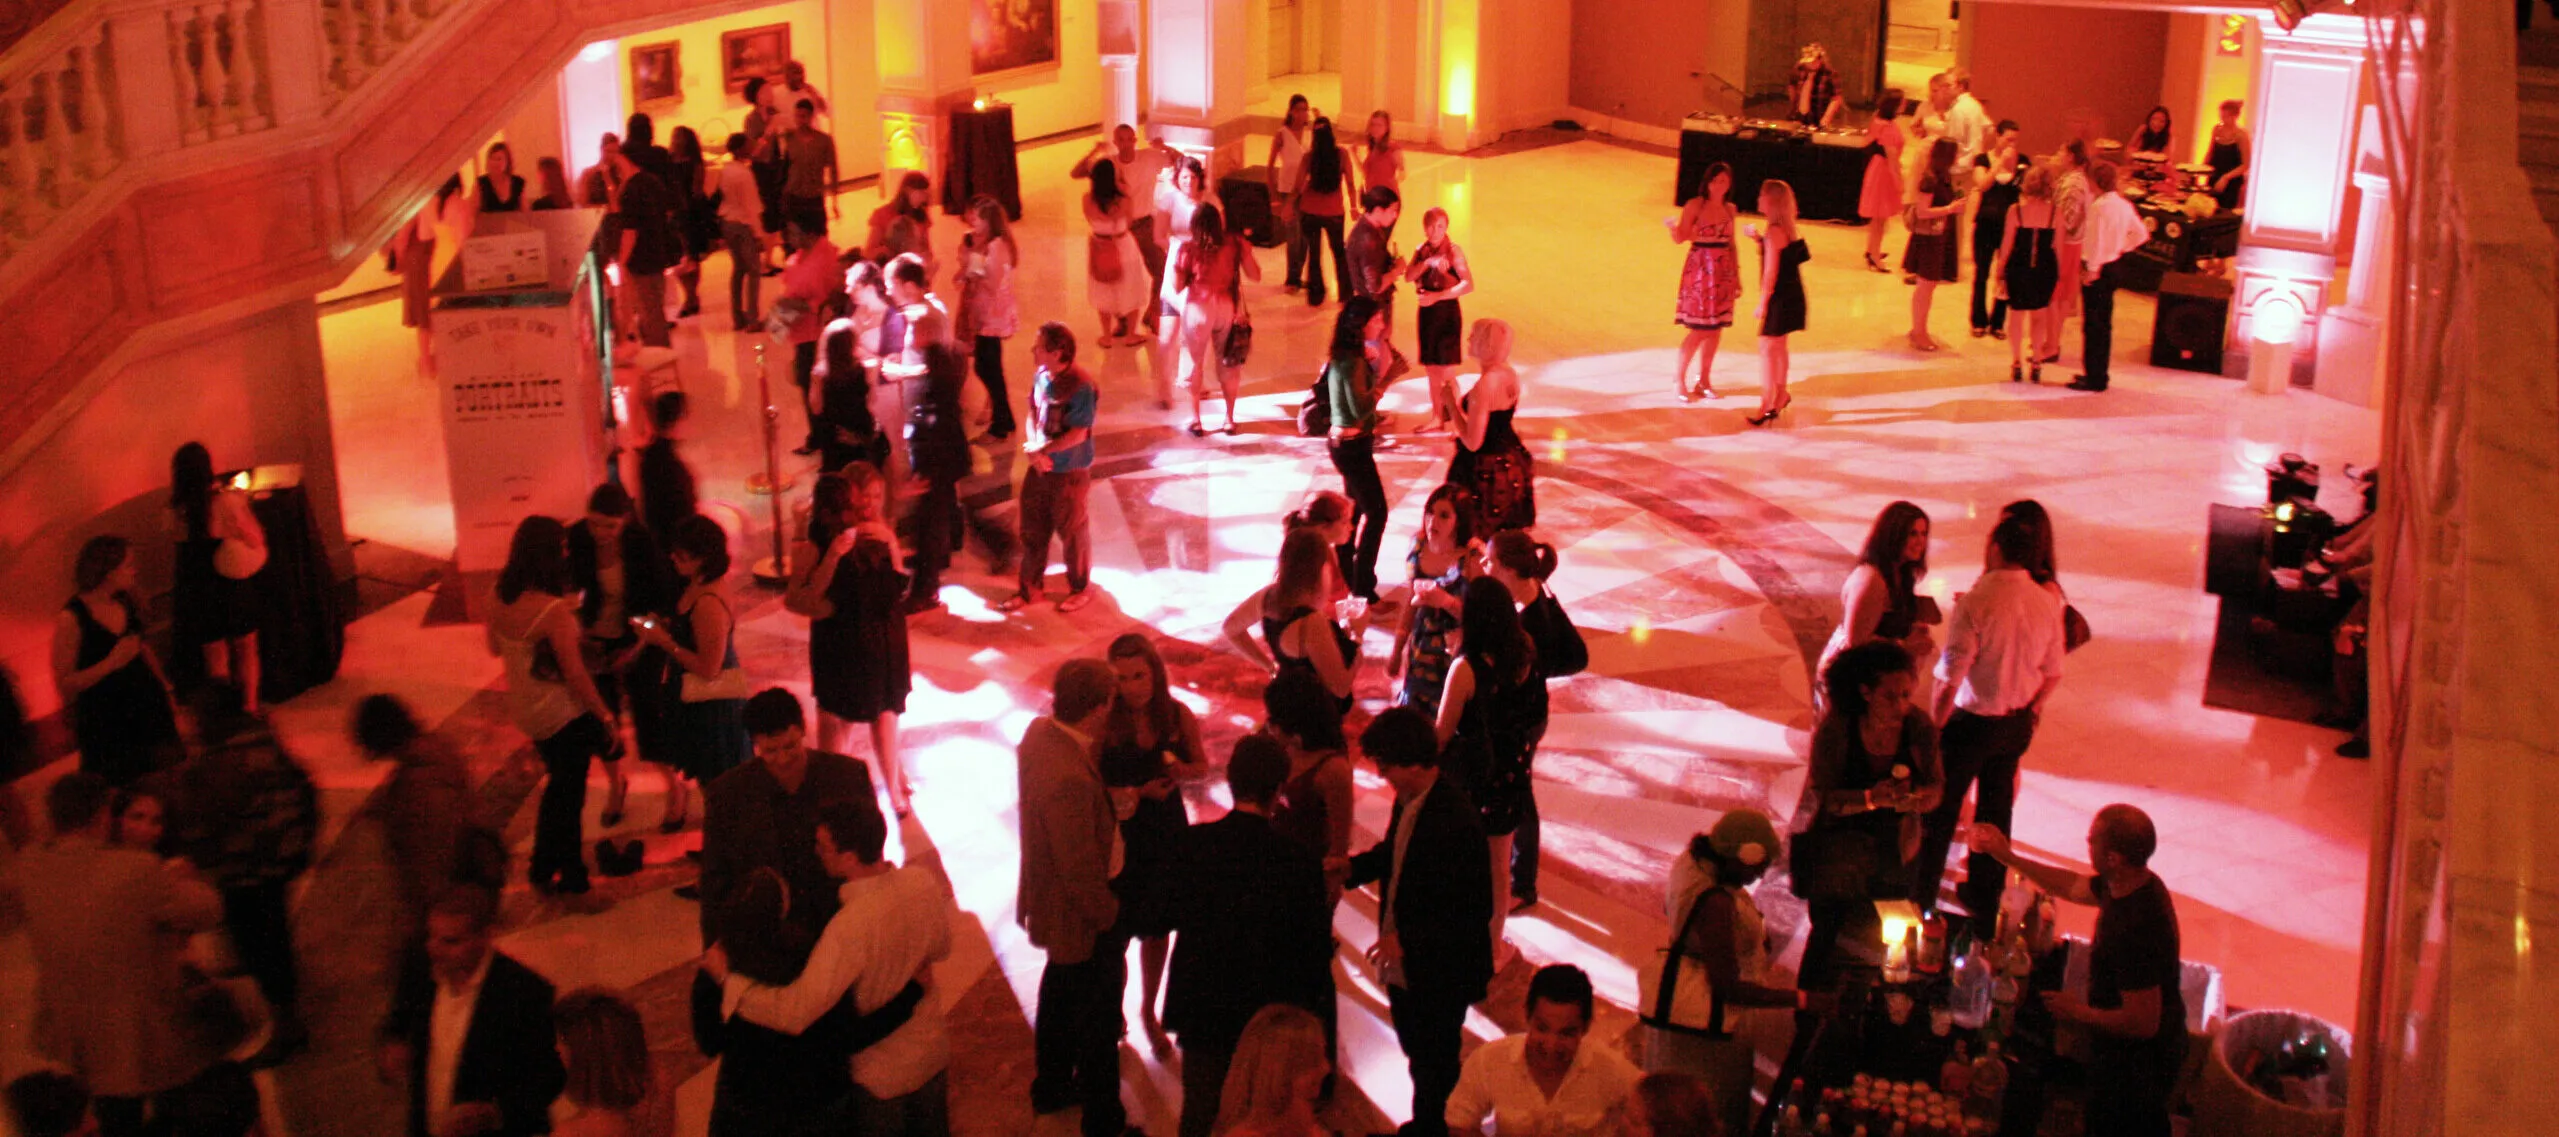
[944,103,1022,219]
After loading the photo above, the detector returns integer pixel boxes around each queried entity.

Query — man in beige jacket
[6,773,226,1137]
[1016,658,1134,1137]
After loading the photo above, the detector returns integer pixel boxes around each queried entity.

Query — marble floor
[66,128,2380,1136]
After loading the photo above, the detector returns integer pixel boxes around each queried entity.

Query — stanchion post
[748,342,794,586]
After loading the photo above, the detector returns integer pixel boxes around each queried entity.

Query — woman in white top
[1085,160,1152,348]
[488,516,618,895]
[1651,808,1827,1137]
[716,132,768,330]
[1266,95,1313,292]
[1156,155,1213,380]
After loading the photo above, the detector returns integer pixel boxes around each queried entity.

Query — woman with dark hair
[1450,318,1535,535]
[555,989,673,1136]
[2132,105,2175,158]
[1903,137,1966,351]
[1859,90,1909,273]
[635,515,750,793]
[1819,500,1936,687]
[1404,206,1474,431]
[352,693,489,941]
[1361,110,1405,195]
[958,195,1021,440]
[1085,160,1150,346]
[812,261,893,473]
[2207,99,2251,210]
[1651,808,1824,1136]
[1174,203,1260,436]
[1669,162,1741,400]
[1102,633,1206,1050]
[1261,527,1361,714]
[54,536,179,786]
[1480,530,1588,909]
[639,391,700,550]
[1156,155,1212,398]
[866,171,936,270]
[1224,493,1356,670]
[1389,484,1480,720]
[1998,499,2061,587]
[1435,577,1538,959]
[1796,639,1942,994]
[1324,296,1393,601]
[170,441,267,712]
[570,482,678,830]
[693,868,856,1136]
[110,784,172,853]
[786,466,913,815]
[1263,668,1353,907]
[532,155,575,211]
[489,517,617,895]
[668,126,716,320]
[477,141,525,212]
[1295,116,1356,306]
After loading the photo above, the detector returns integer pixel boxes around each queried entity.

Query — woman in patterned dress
[1389,484,1482,721]
[1450,319,1536,534]
[1669,162,1742,401]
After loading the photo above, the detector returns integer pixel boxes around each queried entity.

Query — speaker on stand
[2150,271,2234,373]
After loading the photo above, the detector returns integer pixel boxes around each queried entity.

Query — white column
[2228,12,2367,384]
[1098,0,1140,135]
[2312,104,2395,408]
[1146,0,1250,158]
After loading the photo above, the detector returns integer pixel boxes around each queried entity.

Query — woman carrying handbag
[1174,203,1260,435]
[1644,808,1832,1137]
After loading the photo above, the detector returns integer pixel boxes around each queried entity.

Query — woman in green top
[1323,296,1392,601]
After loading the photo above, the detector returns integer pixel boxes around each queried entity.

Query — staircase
[0,0,740,475]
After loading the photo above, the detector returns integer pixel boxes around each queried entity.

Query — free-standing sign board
[433,301,607,571]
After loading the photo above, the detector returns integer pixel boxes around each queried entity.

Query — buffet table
[1675,119,1874,222]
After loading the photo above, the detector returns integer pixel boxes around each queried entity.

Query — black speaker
[1219,170,1280,247]
[2151,272,2233,373]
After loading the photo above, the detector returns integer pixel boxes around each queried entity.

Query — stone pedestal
[2228,13,2366,381]
[873,0,974,198]
[1148,0,1253,160]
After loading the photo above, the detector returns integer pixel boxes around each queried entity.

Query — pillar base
[2228,245,2333,388]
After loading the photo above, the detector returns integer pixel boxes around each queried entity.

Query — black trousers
[1510,792,1540,901]
[1177,1025,1242,1137]
[222,879,299,1019]
[1917,707,2039,937]
[531,713,610,888]
[1032,943,1129,1137]
[794,340,823,450]
[2088,1037,2186,1137]
[907,474,962,606]
[2081,261,2122,387]
[974,334,1018,438]
[1327,433,1388,600]
[1301,213,1350,305]
[1970,234,2009,331]
[1389,984,1468,1137]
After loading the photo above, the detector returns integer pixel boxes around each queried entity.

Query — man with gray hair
[1018,658,1132,1136]
[1969,804,2185,1137]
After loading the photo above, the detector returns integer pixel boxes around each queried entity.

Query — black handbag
[1221,313,1254,367]
[1298,371,1332,436]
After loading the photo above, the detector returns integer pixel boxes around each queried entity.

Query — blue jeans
[723,220,762,323]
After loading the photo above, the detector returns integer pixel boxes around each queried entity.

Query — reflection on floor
[269,130,2389,1136]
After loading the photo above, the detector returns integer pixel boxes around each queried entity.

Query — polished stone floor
[0,128,2378,1136]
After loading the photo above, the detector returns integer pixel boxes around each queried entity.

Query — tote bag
[1639,886,1727,1038]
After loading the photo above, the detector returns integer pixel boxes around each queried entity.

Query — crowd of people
[0,65,2241,1137]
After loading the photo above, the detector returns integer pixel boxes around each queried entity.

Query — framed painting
[970,0,1059,80]
[630,42,680,106]
[720,23,791,95]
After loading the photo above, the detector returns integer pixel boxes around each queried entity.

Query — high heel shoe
[1744,394,1792,426]
[2030,362,2043,384]
[1865,253,1891,273]
[2010,364,2023,383]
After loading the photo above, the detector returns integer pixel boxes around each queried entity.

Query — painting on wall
[970,0,1059,79]
[630,42,681,106]
[720,24,792,94]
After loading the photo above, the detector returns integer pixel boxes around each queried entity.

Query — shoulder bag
[676,596,751,702]
[1089,231,1125,283]
[1639,883,1728,1038]
[1221,251,1255,367]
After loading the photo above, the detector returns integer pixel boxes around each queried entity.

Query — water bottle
[1950,935,1994,1029]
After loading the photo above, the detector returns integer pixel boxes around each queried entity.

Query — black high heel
[2030,363,2043,384]
[2010,364,2023,383]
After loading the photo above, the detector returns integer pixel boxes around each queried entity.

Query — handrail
[0,0,452,268]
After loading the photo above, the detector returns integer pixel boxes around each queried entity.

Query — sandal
[2030,363,2043,384]
[2010,364,2023,383]
[1187,423,1207,438]
[1057,590,1096,613]
[993,593,1033,613]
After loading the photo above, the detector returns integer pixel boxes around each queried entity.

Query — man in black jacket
[378,887,563,1137]
[1160,735,1334,1137]
[1342,708,1492,1137]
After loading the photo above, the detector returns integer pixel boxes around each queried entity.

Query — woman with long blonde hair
[1747,179,1809,426]
[1213,1004,1331,1137]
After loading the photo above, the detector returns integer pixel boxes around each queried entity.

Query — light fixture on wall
[2218,14,2249,54]
[2270,0,2310,32]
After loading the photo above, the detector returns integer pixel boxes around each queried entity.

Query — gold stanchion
[747,342,794,586]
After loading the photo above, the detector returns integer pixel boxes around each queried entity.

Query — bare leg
[2010,307,2032,373]
[1489,833,1517,967]
[1692,329,1722,396]
[1139,933,1173,1053]
[1866,217,1889,263]
[659,764,691,828]
[870,712,909,815]
[1755,336,1793,418]
[1675,328,1707,397]
[601,757,629,823]
[1178,314,1209,430]
[202,641,230,688]
[1910,281,1939,350]
[1219,366,1242,432]
[233,633,260,714]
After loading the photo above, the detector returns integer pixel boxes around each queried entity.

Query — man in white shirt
[1073,124,1175,325]
[1918,516,2066,940]
[757,59,828,124]
[707,800,954,1134]
[2068,161,2154,393]
[1447,965,1640,1137]
[1944,68,1994,169]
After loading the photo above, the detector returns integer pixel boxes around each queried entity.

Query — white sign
[462,229,550,292]
[435,307,604,570]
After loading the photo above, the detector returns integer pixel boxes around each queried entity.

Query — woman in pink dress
[1859,91,1909,273]
[1668,162,1742,401]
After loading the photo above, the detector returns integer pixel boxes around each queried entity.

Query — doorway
[1882,0,1959,99]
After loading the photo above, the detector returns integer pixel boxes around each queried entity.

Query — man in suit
[378,887,563,1137]
[1017,658,1134,1137]
[1160,735,1335,1137]
[5,774,226,1137]
[1343,707,1493,1137]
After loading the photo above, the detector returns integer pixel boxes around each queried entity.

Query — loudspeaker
[1219,170,1281,247]
[2151,272,2233,373]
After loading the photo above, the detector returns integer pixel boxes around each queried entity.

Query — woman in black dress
[639,391,700,547]
[1404,206,1475,433]
[1748,181,1809,427]
[1259,527,1360,716]
[53,537,180,786]
[1101,632,1207,1053]
[1902,138,1966,352]
[170,442,266,710]
[669,126,716,320]
[476,142,525,212]
[569,482,678,829]
[1794,640,1942,992]
[1433,576,1539,966]
[1996,163,2061,382]
[1450,317,1535,535]
[812,263,893,473]
[1970,123,2023,339]
[632,515,749,818]
[787,465,913,815]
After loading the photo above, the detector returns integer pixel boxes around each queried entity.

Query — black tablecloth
[944,105,1022,220]
[1676,131,1875,222]
[247,483,346,704]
